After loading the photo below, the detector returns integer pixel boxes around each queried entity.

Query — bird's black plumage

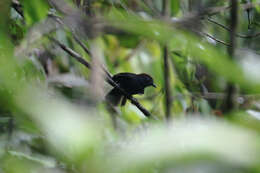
[105,73,156,106]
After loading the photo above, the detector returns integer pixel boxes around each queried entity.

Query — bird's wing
[112,73,136,83]
[112,73,143,94]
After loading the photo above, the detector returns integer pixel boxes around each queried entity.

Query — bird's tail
[105,88,122,106]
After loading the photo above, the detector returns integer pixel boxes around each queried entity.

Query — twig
[49,37,91,68]
[49,37,152,117]
[203,2,260,16]
[73,34,92,55]
[48,13,92,56]
[203,5,231,16]
[204,32,260,54]
[207,18,260,39]
[202,32,231,47]
[11,0,23,18]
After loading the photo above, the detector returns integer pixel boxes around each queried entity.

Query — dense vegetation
[1,0,260,172]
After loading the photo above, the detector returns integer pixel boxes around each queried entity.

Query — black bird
[105,73,156,106]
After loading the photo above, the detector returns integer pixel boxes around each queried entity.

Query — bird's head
[138,73,156,88]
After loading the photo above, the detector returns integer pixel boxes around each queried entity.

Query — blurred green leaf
[171,0,180,16]
[21,0,49,27]
[106,118,260,173]
[117,34,141,48]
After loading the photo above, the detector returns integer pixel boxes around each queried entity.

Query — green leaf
[21,0,49,27]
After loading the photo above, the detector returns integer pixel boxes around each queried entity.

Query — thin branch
[49,37,153,117]
[202,32,231,47]
[49,37,91,68]
[204,32,260,53]
[203,5,231,16]
[204,2,260,16]
[48,14,92,56]
[207,18,260,39]
[73,34,92,55]
[11,0,23,17]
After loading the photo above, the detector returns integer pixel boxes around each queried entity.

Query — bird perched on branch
[105,73,156,106]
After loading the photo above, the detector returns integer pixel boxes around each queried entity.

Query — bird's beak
[152,83,156,88]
